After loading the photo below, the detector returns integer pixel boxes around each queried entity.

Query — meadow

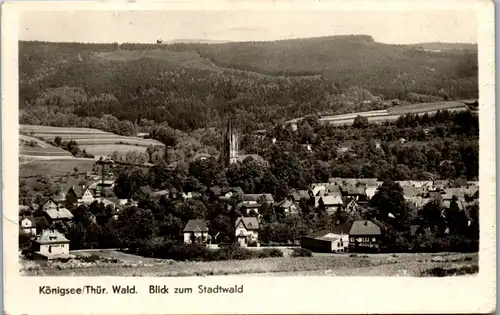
[80,144,148,156]
[19,158,96,177]
[22,250,478,277]
[19,124,164,158]
[19,134,72,158]
[289,100,470,126]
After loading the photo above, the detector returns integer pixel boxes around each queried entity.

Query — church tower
[221,115,239,167]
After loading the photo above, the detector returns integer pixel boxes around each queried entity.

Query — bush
[291,248,313,257]
[258,248,284,258]
[421,265,479,277]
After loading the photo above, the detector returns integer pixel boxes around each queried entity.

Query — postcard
[2,0,496,314]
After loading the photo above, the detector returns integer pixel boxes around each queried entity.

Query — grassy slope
[21,251,478,277]
[19,159,96,177]
[20,125,164,147]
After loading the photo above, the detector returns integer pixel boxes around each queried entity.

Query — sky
[19,9,478,45]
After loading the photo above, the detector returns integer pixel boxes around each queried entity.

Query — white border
[2,1,496,314]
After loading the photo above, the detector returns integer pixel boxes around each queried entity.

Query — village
[19,168,479,261]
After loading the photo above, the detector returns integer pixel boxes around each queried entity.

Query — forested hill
[19,35,478,132]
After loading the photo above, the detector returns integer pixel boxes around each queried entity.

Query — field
[287,100,471,127]
[80,144,148,156]
[21,250,478,277]
[19,158,96,177]
[20,124,164,158]
[19,134,72,158]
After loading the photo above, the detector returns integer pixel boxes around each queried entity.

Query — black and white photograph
[2,1,495,314]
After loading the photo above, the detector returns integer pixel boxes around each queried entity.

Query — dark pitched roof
[34,216,50,229]
[341,185,366,196]
[183,219,208,233]
[235,217,259,230]
[69,186,85,198]
[349,220,381,236]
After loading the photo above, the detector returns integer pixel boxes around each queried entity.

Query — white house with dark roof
[349,220,382,252]
[301,223,351,253]
[19,216,37,236]
[314,195,343,213]
[235,217,259,246]
[275,199,299,215]
[183,219,210,244]
[32,229,71,257]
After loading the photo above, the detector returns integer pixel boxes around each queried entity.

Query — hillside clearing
[80,144,148,156]
[19,158,96,177]
[20,125,164,148]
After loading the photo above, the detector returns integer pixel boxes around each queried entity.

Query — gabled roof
[34,216,50,229]
[341,185,366,196]
[276,199,294,208]
[442,188,465,201]
[290,190,310,201]
[320,195,344,206]
[240,202,262,209]
[349,220,381,236]
[41,198,58,209]
[235,217,259,230]
[34,229,70,244]
[403,187,426,198]
[68,186,93,198]
[19,216,36,226]
[222,186,244,196]
[183,219,208,232]
[242,194,262,202]
[44,207,74,220]
[262,193,275,203]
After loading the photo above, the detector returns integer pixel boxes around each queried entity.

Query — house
[275,199,299,215]
[32,229,71,257]
[442,188,466,202]
[151,190,169,200]
[98,198,116,209]
[182,192,202,199]
[317,195,344,214]
[183,219,210,244]
[65,186,95,208]
[289,190,311,202]
[301,224,351,253]
[340,185,367,201]
[344,198,362,213]
[242,194,262,204]
[235,217,259,246]
[349,220,382,252]
[41,198,58,212]
[90,179,116,195]
[239,202,262,216]
[19,216,37,236]
[364,184,378,200]
[221,187,244,199]
[43,206,74,225]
